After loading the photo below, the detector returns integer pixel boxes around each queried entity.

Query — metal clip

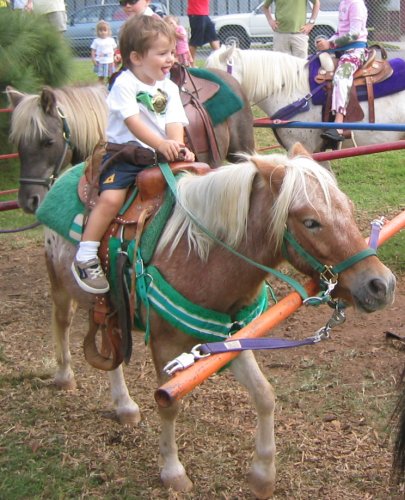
[312,303,346,341]
[163,344,210,376]
[163,352,196,376]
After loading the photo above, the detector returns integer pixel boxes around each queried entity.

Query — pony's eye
[303,219,320,229]
[42,138,55,147]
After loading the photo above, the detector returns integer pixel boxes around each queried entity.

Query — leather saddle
[170,63,222,166]
[315,45,393,123]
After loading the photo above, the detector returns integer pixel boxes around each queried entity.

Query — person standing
[316,0,368,145]
[91,20,118,85]
[25,0,67,33]
[187,0,220,63]
[263,0,320,58]
[165,15,193,67]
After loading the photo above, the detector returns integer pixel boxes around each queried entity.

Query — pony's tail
[392,366,405,482]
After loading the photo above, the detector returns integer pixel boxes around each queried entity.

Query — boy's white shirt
[106,69,188,149]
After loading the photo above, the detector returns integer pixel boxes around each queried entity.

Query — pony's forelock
[270,156,336,247]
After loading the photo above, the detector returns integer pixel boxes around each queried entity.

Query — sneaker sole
[71,262,110,294]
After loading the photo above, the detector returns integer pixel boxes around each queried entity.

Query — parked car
[65,2,168,56]
[213,0,339,52]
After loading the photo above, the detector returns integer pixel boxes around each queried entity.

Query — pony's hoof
[54,377,77,391]
[117,409,141,426]
[161,473,193,492]
[248,467,275,499]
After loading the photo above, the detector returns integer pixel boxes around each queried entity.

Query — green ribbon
[136,89,168,114]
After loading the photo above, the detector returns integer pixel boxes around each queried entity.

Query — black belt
[105,142,168,167]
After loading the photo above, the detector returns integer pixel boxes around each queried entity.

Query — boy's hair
[96,20,112,36]
[119,15,176,67]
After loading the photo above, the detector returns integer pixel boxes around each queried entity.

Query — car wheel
[309,25,335,54]
[218,27,251,50]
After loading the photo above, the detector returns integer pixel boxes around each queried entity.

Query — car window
[72,8,100,24]
[316,0,340,11]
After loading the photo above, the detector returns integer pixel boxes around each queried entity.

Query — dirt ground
[1,235,405,499]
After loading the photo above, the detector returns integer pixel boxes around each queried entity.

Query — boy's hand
[177,147,195,162]
[157,139,184,162]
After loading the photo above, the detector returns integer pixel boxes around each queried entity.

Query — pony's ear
[250,155,285,194]
[290,142,312,159]
[40,87,58,116]
[5,86,25,109]
[218,44,236,63]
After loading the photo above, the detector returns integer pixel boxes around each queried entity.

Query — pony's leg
[231,350,276,499]
[108,366,141,425]
[158,401,193,492]
[50,288,77,390]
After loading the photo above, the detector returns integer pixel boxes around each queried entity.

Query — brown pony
[38,144,395,497]
[7,69,254,214]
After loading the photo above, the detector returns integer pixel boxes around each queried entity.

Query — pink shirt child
[175,25,190,56]
[328,0,367,48]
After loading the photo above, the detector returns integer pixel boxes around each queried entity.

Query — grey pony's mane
[157,154,336,261]
[9,85,108,158]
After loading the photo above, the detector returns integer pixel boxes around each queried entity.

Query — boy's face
[120,0,150,17]
[130,34,175,85]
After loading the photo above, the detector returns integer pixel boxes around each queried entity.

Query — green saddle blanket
[36,163,85,244]
[188,67,243,126]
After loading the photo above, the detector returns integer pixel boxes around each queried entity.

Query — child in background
[72,16,195,294]
[316,0,368,146]
[165,15,193,67]
[91,20,117,84]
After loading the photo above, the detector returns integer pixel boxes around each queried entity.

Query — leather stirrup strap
[130,207,153,323]
[365,76,375,123]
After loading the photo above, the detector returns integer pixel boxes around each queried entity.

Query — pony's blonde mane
[207,48,308,102]
[9,85,108,158]
[157,154,337,261]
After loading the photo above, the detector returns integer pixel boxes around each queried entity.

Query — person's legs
[289,33,309,59]
[188,15,204,61]
[322,48,367,143]
[272,33,290,54]
[203,15,220,51]
[46,11,67,33]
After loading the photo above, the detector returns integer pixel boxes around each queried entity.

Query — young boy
[72,16,195,294]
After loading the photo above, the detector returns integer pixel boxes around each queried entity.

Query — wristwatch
[308,19,316,24]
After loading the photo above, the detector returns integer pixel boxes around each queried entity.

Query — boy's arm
[125,115,190,161]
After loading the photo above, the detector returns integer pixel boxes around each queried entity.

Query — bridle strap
[283,229,377,279]
[19,106,71,189]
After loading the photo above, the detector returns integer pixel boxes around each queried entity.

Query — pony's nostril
[369,278,387,297]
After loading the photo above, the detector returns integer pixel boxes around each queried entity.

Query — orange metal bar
[155,210,405,408]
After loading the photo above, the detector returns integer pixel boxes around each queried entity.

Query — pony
[206,45,405,153]
[38,144,395,497]
[7,84,108,214]
[6,68,255,214]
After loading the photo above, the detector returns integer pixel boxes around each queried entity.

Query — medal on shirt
[136,89,168,114]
